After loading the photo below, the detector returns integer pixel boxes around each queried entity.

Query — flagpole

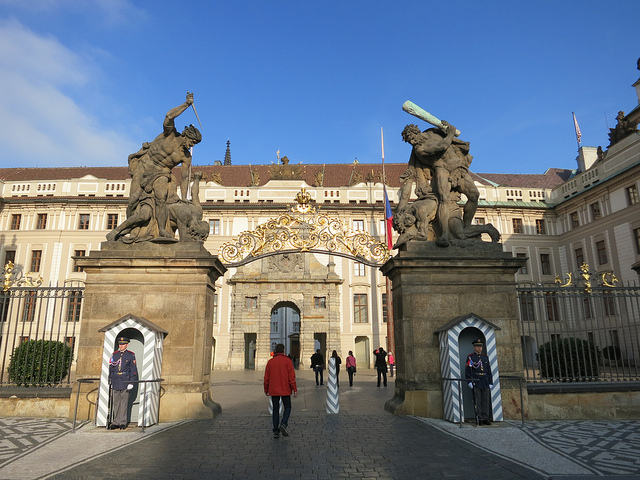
[381,127,395,355]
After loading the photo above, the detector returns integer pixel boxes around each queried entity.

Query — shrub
[8,340,73,386]
[538,337,600,381]
[601,345,622,361]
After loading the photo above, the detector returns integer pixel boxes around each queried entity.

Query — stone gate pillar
[380,242,528,419]
[71,241,226,423]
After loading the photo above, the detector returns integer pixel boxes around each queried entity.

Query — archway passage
[270,302,300,366]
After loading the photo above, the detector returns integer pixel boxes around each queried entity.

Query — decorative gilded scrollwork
[219,188,390,267]
[3,262,44,292]
[554,262,618,293]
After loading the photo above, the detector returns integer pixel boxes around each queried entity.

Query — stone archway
[270,301,301,366]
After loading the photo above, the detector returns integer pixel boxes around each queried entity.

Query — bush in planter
[601,345,622,361]
[538,337,600,381]
[8,339,73,386]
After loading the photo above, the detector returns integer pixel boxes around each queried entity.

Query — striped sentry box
[438,314,502,423]
[96,315,165,427]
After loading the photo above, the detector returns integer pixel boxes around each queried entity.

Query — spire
[224,139,231,165]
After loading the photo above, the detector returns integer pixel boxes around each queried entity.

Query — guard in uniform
[108,336,138,430]
[465,338,493,425]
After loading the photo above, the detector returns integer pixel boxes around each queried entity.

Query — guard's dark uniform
[465,338,493,425]
[108,337,138,429]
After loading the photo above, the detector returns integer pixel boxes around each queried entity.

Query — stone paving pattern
[0,370,638,479]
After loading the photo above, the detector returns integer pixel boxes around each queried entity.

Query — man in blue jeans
[264,343,298,438]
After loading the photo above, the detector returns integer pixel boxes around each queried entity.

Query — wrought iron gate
[517,267,640,384]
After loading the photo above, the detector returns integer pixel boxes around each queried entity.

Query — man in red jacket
[264,343,298,438]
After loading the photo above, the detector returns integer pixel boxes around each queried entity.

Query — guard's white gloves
[127,384,133,390]
[468,382,473,389]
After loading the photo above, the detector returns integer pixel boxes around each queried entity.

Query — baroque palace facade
[1,79,639,372]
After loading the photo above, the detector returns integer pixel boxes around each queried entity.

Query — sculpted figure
[167,171,210,243]
[393,189,499,249]
[398,122,479,247]
[107,93,202,242]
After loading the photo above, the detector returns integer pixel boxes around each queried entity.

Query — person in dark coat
[264,343,297,438]
[331,350,342,387]
[310,349,324,386]
[108,336,138,430]
[374,347,388,387]
[465,338,493,425]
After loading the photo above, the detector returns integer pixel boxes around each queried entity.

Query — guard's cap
[472,338,484,346]
[117,337,130,344]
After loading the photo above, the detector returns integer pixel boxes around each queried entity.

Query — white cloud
[0,19,135,167]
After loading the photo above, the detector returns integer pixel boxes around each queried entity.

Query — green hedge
[8,340,73,386]
[538,337,600,381]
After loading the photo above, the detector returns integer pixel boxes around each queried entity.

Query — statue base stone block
[71,241,226,423]
[381,241,528,419]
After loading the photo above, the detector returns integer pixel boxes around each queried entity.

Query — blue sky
[0,0,638,174]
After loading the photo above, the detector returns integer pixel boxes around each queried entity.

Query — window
[596,240,608,265]
[570,212,580,229]
[516,253,528,274]
[107,214,119,230]
[540,254,551,276]
[512,218,523,233]
[353,294,368,323]
[65,336,76,352]
[353,220,365,231]
[209,219,221,235]
[354,262,365,276]
[245,297,257,309]
[30,250,42,272]
[66,291,82,322]
[626,185,639,206]
[519,294,535,322]
[545,292,560,321]
[475,217,485,225]
[590,202,602,220]
[575,248,584,268]
[11,214,21,230]
[22,291,37,322]
[78,214,90,230]
[73,250,86,272]
[603,291,616,316]
[4,250,16,267]
[0,292,9,322]
[535,219,546,235]
[37,214,47,229]
[213,293,218,324]
[379,219,386,237]
[582,295,593,319]
[634,228,640,255]
[314,296,326,309]
[382,293,388,323]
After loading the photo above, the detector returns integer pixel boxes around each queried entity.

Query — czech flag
[384,186,393,250]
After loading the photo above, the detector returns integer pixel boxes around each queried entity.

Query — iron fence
[0,283,84,386]
[517,282,640,383]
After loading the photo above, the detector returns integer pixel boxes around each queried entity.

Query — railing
[0,284,85,387]
[72,378,164,433]
[517,282,640,384]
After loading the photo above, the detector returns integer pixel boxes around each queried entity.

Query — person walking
[388,351,395,377]
[108,336,138,430]
[374,347,388,387]
[465,338,493,425]
[264,343,297,438]
[331,350,342,388]
[310,349,324,386]
[345,351,357,387]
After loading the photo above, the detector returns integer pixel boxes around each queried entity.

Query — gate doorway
[270,302,301,367]
[244,333,256,370]
[355,336,370,369]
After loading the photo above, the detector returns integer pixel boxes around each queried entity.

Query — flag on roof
[573,112,582,145]
[384,186,393,250]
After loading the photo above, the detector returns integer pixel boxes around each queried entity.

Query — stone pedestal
[70,241,226,422]
[380,241,527,419]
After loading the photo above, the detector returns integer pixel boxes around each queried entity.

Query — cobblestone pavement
[0,370,638,479]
